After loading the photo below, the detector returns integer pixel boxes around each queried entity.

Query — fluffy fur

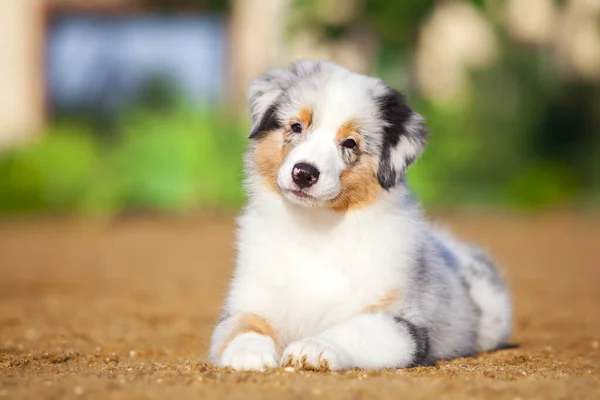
[209,60,512,371]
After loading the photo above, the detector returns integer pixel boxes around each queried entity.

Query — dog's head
[246,60,428,212]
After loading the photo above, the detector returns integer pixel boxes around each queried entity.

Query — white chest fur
[226,190,422,344]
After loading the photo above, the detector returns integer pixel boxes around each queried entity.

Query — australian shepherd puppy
[209,60,512,371]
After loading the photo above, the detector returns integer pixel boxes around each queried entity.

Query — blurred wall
[0,1,44,147]
[228,0,291,110]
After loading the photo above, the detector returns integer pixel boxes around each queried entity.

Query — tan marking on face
[297,107,313,129]
[335,119,361,145]
[253,130,291,192]
[253,108,312,192]
[217,313,281,359]
[329,155,382,212]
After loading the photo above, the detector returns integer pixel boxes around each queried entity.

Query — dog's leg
[281,312,428,371]
[210,313,281,371]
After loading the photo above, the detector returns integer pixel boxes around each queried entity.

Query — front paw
[281,338,351,371]
[219,332,279,371]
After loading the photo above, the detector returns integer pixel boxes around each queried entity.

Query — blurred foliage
[142,0,230,12]
[0,106,246,215]
[408,40,600,210]
[291,0,437,49]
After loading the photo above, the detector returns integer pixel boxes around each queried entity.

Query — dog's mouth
[290,190,313,199]
[280,188,319,205]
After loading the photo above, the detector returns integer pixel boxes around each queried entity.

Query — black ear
[247,73,285,140]
[376,89,428,190]
[248,102,282,139]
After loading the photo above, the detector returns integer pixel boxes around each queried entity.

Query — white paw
[219,332,279,371]
[281,338,350,371]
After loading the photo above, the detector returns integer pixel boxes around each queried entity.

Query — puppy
[209,60,512,371]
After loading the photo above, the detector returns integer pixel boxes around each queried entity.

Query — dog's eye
[341,138,358,149]
[290,123,303,134]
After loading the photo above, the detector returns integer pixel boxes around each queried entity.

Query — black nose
[292,163,320,188]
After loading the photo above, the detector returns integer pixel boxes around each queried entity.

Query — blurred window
[47,14,226,114]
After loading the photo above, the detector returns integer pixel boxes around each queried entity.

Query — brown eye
[342,138,358,149]
[290,123,303,133]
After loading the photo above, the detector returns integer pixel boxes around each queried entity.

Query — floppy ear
[247,71,286,139]
[376,88,429,190]
[247,60,325,139]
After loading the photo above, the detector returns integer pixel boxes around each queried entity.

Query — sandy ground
[0,213,599,399]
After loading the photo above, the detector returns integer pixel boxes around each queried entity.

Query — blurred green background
[0,0,598,215]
